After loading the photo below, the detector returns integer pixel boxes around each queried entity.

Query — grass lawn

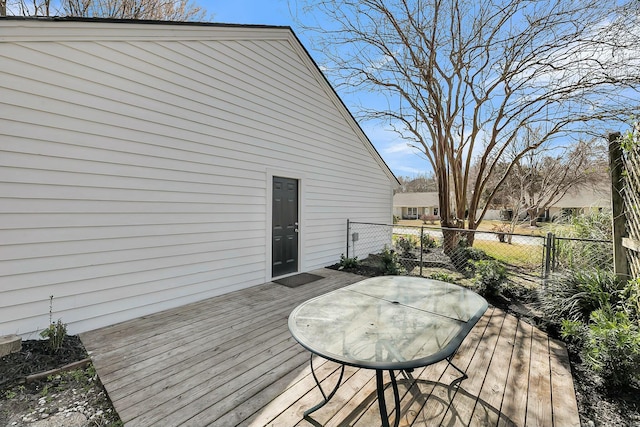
[393,221,545,268]
[473,239,543,268]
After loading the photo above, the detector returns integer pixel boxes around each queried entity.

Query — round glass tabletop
[288,276,488,370]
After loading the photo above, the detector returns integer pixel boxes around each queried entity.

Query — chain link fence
[347,221,545,286]
[346,221,613,287]
[547,235,613,275]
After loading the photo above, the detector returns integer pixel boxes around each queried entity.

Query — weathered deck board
[469,310,520,427]
[548,338,581,427]
[80,269,580,427]
[409,307,492,426]
[526,327,554,427]
[498,319,533,427]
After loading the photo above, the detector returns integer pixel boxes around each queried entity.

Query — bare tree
[516,140,606,227]
[6,0,207,19]
[477,128,607,222]
[396,173,438,193]
[7,0,51,15]
[61,0,206,20]
[296,0,640,251]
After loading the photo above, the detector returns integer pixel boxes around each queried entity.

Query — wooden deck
[80,268,580,427]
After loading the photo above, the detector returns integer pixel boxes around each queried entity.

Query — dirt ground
[0,336,122,427]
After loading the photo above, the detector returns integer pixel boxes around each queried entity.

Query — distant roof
[552,184,611,209]
[393,192,439,206]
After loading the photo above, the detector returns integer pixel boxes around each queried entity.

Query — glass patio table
[288,275,488,427]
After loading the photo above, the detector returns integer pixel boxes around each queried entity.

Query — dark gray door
[272,177,298,277]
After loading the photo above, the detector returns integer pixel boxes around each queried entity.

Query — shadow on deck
[80,268,580,427]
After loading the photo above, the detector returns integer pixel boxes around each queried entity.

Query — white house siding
[0,20,396,338]
[477,209,503,221]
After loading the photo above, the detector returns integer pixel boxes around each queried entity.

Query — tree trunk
[527,207,540,227]
[441,227,459,255]
[464,229,476,247]
[440,217,466,255]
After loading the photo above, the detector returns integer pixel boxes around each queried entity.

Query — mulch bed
[0,336,122,427]
[0,336,87,391]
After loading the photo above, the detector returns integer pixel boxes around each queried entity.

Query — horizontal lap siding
[0,23,393,337]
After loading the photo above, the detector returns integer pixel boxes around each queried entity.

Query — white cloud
[384,142,421,155]
[361,121,432,176]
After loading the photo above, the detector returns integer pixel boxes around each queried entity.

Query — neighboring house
[0,18,398,338]
[546,185,611,220]
[393,192,440,219]
[479,184,612,222]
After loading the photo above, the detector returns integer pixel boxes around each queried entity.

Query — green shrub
[41,319,67,353]
[538,269,625,325]
[429,272,456,283]
[560,319,586,343]
[581,309,640,389]
[501,281,536,302]
[380,246,405,275]
[338,254,359,270]
[465,247,490,261]
[421,233,437,250]
[565,210,613,240]
[551,210,613,271]
[395,235,417,256]
[622,278,640,322]
[570,270,624,317]
[472,260,507,297]
[554,275,640,391]
[449,246,490,274]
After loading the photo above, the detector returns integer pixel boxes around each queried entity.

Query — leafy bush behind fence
[552,236,613,273]
[347,221,545,284]
[347,221,613,286]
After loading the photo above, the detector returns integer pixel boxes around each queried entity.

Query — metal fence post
[551,233,557,272]
[420,226,424,277]
[544,232,553,279]
[346,219,350,259]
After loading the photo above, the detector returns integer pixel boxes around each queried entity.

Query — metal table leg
[376,370,401,427]
[376,360,468,427]
[447,356,469,381]
[304,355,345,418]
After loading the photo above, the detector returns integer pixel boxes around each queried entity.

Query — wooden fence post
[608,132,629,280]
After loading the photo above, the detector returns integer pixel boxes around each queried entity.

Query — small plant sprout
[40,295,67,353]
[338,254,359,270]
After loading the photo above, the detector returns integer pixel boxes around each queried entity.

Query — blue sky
[210,0,431,178]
